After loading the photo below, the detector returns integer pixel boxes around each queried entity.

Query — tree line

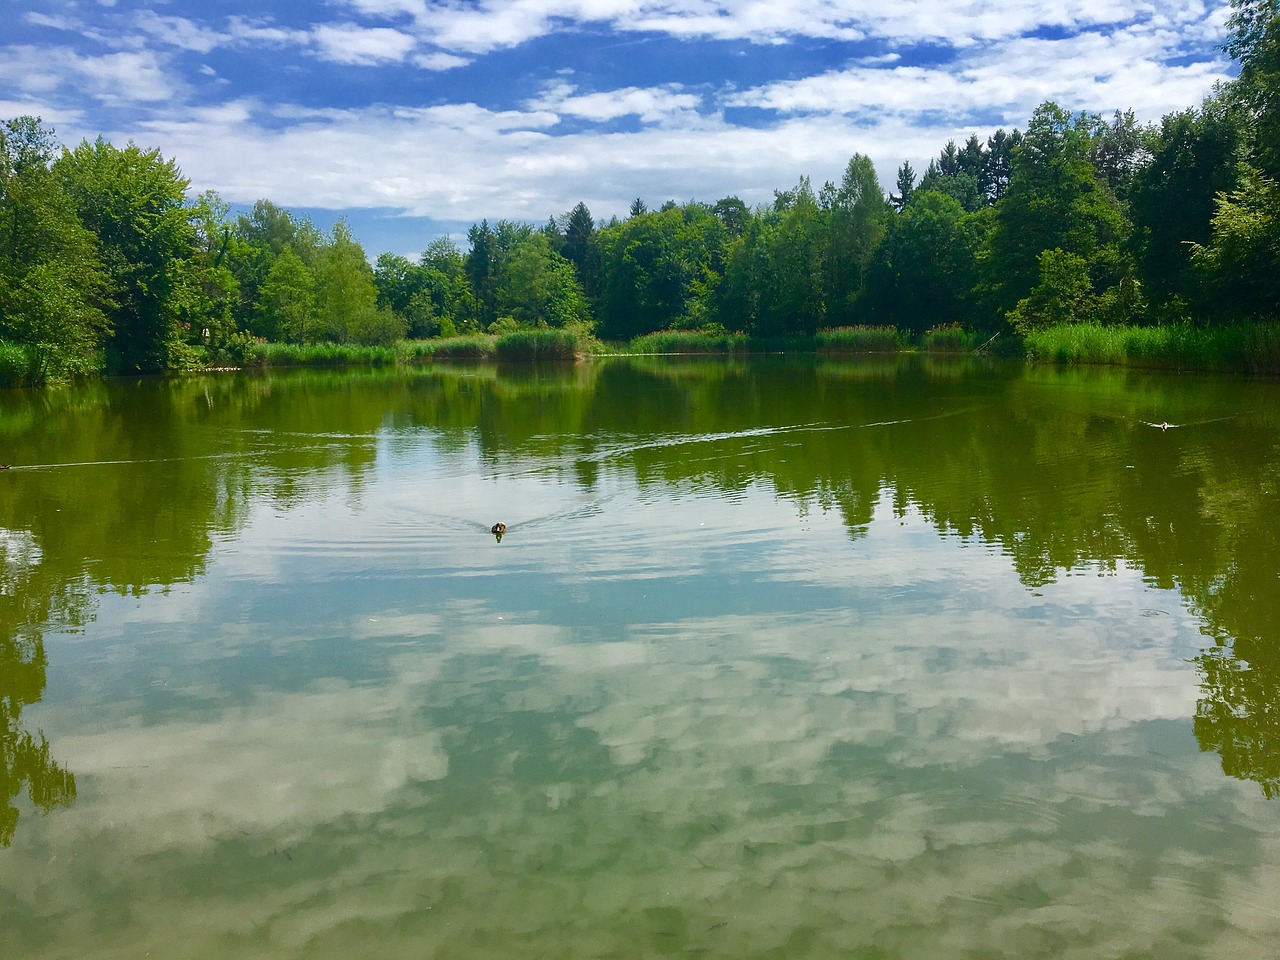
[1,0,1277,383]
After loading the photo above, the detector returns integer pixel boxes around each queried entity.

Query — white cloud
[311,22,418,65]
[726,27,1232,122]
[132,11,228,53]
[529,80,704,123]
[330,0,1222,54]
[0,45,176,105]
[412,50,472,70]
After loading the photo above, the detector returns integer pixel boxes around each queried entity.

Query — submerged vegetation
[1,0,1278,385]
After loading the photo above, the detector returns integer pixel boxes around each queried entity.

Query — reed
[422,332,496,358]
[252,342,398,367]
[815,326,904,353]
[494,329,586,360]
[921,323,977,353]
[1024,322,1280,375]
[629,330,751,354]
[0,342,32,388]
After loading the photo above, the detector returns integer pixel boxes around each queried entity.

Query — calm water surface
[2,356,1279,958]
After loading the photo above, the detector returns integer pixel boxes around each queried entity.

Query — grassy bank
[1024,322,1280,375]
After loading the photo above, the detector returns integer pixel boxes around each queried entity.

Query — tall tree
[313,219,400,344]
[981,102,1131,321]
[257,246,316,342]
[53,137,195,372]
[822,154,889,324]
[0,117,110,382]
[892,161,916,212]
[1226,0,1280,179]
[560,202,601,299]
[863,190,981,334]
[496,233,591,329]
[1128,100,1243,309]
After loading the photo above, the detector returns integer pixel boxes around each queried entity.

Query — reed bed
[628,330,752,354]
[251,342,398,367]
[815,326,904,353]
[922,323,978,353]
[1024,322,1280,375]
[494,329,585,360]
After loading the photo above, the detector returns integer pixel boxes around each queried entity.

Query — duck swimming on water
[491,522,507,542]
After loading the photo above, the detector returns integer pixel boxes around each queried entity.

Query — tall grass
[495,329,585,360]
[1024,322,1280,375]
[0,343,34,388]
[629,330,751,354]
[412,335,494,360]
[922,323,977,353]
[251,341,398,367]
[815,326,904,353]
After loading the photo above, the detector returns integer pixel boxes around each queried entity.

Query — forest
[0,0,1277,385]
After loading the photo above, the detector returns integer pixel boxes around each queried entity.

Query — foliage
[598,203,727,340]
[981,103,1131,322]
[863,190,981,334]
[0,118,111,383]
[53,136,195,373]
[1128,99,1244,308]
[1191,168,1280,321]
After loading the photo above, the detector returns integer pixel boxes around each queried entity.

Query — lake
[2,355,1279,959]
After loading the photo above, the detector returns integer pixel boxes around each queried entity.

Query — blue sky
[3,0,1235,256]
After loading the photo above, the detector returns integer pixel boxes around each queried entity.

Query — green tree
[53,137,195,372]
[1191,169,1280,321]
[891,161,916,212]
[496,233,591,329]
[982,128,1021,202]
[1128,100,1243,309]
[181,189,242,355]
[598,203,727,339]
[863,190,980,334]
[257,246,316,342]
[1226,0,1280,179]
[559,202,601,300]
[821,155,890,323]
[313,219,401,344]
[981,102,1131,322]
[0,117,110,382]
[718,179,825,337]
[1006,248,1098,332]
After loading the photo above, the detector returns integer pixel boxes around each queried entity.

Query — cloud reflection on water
[7,487,1275,959]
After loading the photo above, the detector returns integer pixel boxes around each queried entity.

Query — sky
[2,0,1237,256]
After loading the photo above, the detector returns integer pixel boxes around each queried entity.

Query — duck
[491,522,507,542]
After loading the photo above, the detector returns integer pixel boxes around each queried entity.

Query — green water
[2,356,1279,958]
